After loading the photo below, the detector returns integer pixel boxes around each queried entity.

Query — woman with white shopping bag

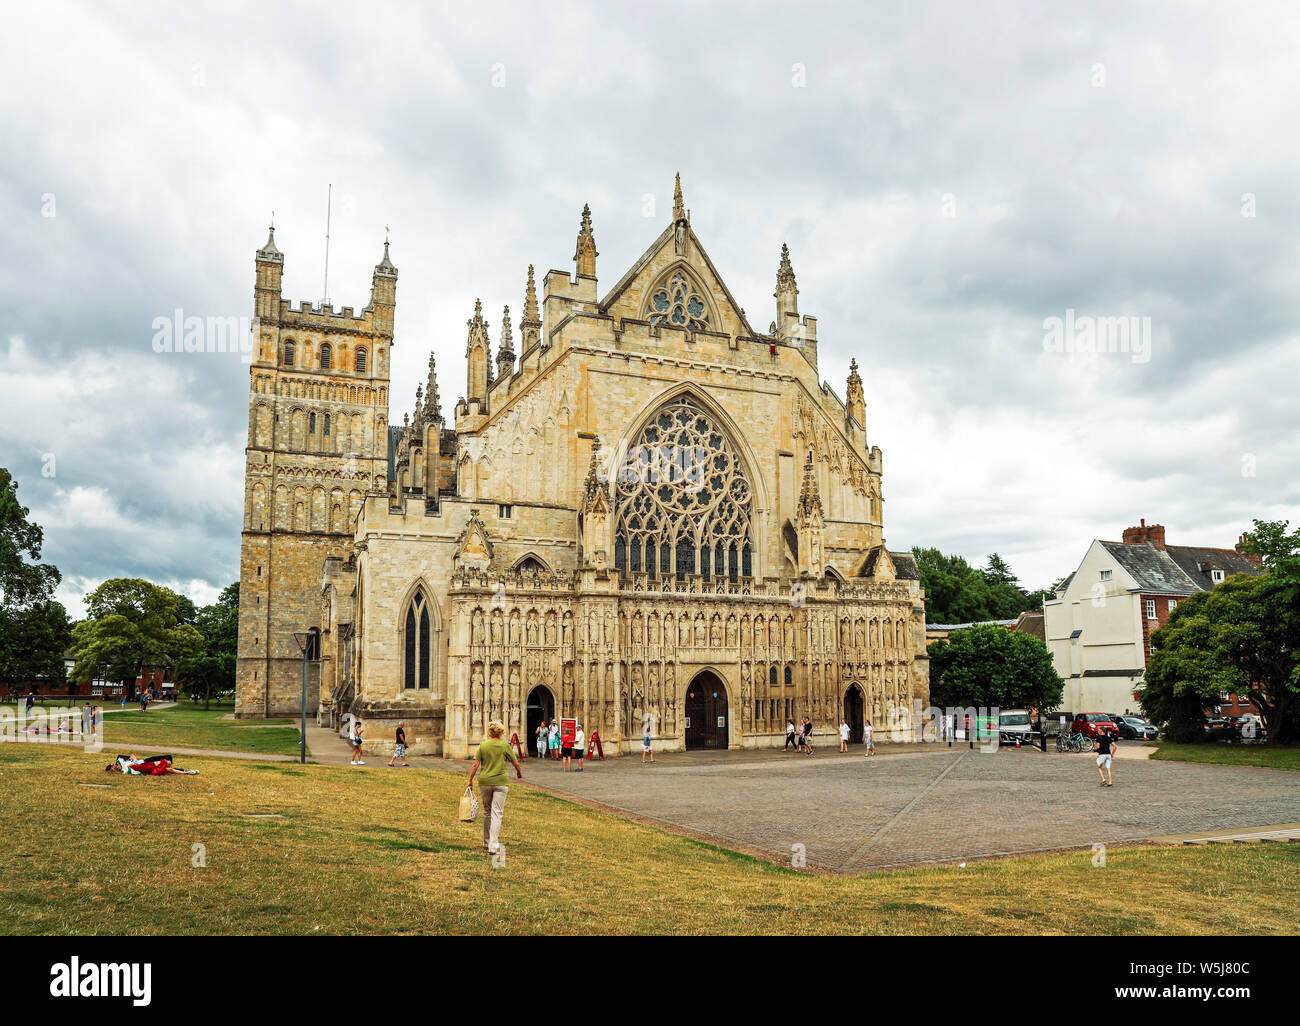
[466,720,523,855]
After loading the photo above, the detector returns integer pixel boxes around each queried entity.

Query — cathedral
[235,175,930,757]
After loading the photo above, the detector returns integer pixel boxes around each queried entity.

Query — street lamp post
[292,632,311,764]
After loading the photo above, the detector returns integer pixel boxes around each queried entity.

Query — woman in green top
[468,720,522,855]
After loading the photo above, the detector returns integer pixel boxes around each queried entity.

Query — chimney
[1122,518,1166,549]
[1235,532,1263,566]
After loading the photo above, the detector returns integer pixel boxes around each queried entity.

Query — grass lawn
[1150,743,1300,772]
[2,744,1297,936]
[3,702,304,757]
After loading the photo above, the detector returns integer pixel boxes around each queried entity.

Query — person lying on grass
[105,754,199,776]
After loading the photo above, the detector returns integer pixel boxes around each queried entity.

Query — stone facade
[236,177,931,755]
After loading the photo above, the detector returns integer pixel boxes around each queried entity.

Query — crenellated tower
[236,229,396,719]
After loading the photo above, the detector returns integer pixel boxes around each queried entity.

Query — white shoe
[350,760,357,765]
[356,760,365,765]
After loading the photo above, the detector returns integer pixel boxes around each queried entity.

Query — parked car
[1110,714,1158,741]
[998,710,1035,744]
[1203,717,1232,740]
[1072,713,1119,739]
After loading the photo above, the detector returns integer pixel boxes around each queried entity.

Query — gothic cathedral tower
[235,227,396,717]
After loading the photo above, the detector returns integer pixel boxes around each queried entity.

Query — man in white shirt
[574,724,586,772]
[838,720,850,752]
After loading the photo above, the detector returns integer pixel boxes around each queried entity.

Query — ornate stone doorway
[526,685,554,755]
[844,683,865,744]
[684,671,729,750]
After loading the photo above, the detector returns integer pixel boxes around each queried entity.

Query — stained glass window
[647,271,711,332]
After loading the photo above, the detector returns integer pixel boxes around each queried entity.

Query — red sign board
[560,718,576,745]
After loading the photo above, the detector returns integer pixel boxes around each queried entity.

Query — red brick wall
[1139,594,1181,666]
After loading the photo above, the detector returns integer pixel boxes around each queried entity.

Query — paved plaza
[524,745,1300,871]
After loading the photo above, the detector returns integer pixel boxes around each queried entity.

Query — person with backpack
[350,719,365,765]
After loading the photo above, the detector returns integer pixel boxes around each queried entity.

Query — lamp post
[292,632,310,764]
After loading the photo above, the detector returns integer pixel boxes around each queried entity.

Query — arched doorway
[844,683,865,744]
[684,671,729,750]
[525,685,554,756]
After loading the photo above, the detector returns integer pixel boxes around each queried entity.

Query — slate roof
[1100,540,1200,594]
[1011,611,1046,640]
[1166,545,1264,590]
[889,551,919,580]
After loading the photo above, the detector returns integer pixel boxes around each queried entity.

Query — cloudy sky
[2,0,1297,616]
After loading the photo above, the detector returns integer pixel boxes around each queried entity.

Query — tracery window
[614,396,753,581]
[646,270,711,332]
[403,588,432,689]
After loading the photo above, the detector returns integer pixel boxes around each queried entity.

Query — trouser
[785,734,798,750]
[480,784,509,852]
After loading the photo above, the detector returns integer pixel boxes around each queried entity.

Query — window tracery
[646,270,711,331]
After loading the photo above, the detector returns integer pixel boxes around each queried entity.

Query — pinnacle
[673,172,685,222]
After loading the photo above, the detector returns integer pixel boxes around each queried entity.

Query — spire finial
[425,352,442,421]
[673,172,685,222]
[520,264,542,350]
[574,205,598,276]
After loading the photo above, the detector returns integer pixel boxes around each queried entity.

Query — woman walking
[468,721,523,855]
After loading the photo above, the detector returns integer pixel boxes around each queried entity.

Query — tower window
[321,344,332,370]
[356,348,367,372]
[324,414,331,435]
[498,504,512,519]
[283,341,295,366]
[403,589,433,689]
[309,412,316,433]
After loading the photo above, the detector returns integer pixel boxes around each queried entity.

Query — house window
[1149,642,1155,656]
[1145,599,1156,620]
[1211,569,1225,583]
[355,348,367,372]
[321,343,332,370]
[1100,569,1112,581]
[1168,599,1177,613]
[498,504,512,519]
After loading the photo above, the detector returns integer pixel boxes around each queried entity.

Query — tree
[69,579,203,697]
[0,468,61,609]
[0,468,68,696]
[175,583,239,709]
[912,547,1047,624]
[927,622,1064,713]
[1144,521,1300,743]
[0,600,72,694]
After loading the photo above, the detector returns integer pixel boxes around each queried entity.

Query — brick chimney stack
[1235,532,1263,566]
[1122,518,1167,549]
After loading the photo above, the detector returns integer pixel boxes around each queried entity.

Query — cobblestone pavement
[525,746,1300,871]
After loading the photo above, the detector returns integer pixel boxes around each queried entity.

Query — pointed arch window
[614,396,753,581]
[403,588,433,690]
[646,270,711,331]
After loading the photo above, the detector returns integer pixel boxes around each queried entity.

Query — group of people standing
[534,720,587,771]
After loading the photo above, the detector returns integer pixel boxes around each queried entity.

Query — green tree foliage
[0,468,61,609]
[912,547,1047,624]
[927,622,1064,712]
[175,583,239,709]
[1144,520,1300,743]
[0,468,70,694]
[70,579,203,696]
[0,600,73,693]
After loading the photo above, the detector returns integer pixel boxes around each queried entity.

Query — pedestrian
[350,718,365,765]
[1033,710,1046,753]
[863,719,875,757]
[785,719,798,752]
[573,723,585,772]
[838,719,850,753]
[642,722,654,763]
[548,720,560,760]
[535,720,547,760]
[1095,728,1117,787]
[27,694,35,715]
[467,720,523,856]
[388,722,409,767]
[801,716,814,756]
[964,712,973,750]
[81,703,91,737]
[120,694,126,710]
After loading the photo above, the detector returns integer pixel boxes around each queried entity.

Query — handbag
[458,786,480,823]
